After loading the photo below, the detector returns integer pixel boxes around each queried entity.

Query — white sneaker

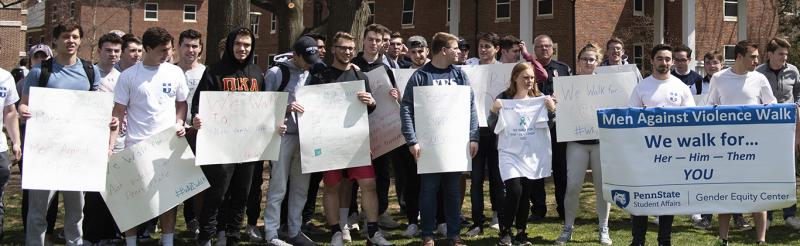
[330,231,344,246]
[691,214,703,223]
[216,231,227,246]
[464,226,482,237]
[342,226,353,243]
[267,238,293,246]
[786,216,800,230]
[378,213,401,229]
[554,227,572,245]
[436,223,447,236]
[402,224,419,238]
[599,226,612,245]
[367,231,394,246]
[488,211,500,230]
[246,225,264,242]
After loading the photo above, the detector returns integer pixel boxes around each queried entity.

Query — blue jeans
[419,172,462,239]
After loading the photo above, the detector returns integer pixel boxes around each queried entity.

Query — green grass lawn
[3,167,800,245]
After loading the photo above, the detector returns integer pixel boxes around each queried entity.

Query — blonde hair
[504,63,542,97]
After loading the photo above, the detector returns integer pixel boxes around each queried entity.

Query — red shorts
[323,165,375,185]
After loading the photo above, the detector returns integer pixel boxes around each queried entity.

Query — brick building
[0,1,27,71]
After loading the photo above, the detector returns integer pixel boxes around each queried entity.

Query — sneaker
[378,213,401,229]
[785,216,800,229]
[464,226,482,237]
[367,231,394,246]
[267,238,293,246]
[330,231,344,246]
[288,232,317,246]
[216,231,227,246]
[246,225,264,242]
[301,221,326,236]
[498,234,513,246]
[436,223,447,236]
[342,226,353,243]
[599,226,612,245]
[488,212,500,230]
[514,232,532,246]
[402,224,419,238]
[527,214,545,222]
[554,227,572,245]
[733,216,752,230]
[693,218,711,230]
[187,219,200,236]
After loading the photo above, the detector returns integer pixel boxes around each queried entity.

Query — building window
[401,0,414,26]
[724,0,738,21]
[250,12,261,37]
[69,1,75,18]
[367,0,375,25]
[270,13,277,34]
[447,0,451,25]
[184,4,197,22]
[633,0,644,16]
[633,44,644,70]
[267,54,276,67]
[496,0,510,20]
[724,45,736,62]
[253,54,258,65]
[51,5,57,22]
[538,0,553,17]
[144,3,158,21]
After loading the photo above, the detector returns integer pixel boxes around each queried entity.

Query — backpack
[37,58,96,91]
[275,63,291,92]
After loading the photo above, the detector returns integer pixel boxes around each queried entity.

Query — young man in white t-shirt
[109,27,189,246]
[0,63,21,244]
[709,40,775,246]
[175,28,205,237]
[628,44,695,246]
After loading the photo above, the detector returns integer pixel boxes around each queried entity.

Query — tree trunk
[206,0,250,65]
[274,0,304,52]
[324,0,364,63]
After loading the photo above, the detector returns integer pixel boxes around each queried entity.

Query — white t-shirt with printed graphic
[0,69,18,152]
[494,97,552,181]
[708,68,777,105]
[96,66,121,93]
[114,62,188,147]
[628,75,696,107]
[183,64,206,123]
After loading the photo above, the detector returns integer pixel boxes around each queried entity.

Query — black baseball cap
[458,37,470,50]
[293,36,322,64]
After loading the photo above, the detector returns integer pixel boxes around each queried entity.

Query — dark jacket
[352,53,398,88]
[191,29,266,116]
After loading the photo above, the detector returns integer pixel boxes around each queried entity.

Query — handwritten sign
[297,81,371,173]
[598,105,796,215]
[553,72,637,142]
[461,63,516,127]
[101,127,208,232]
[22,87,113,191]
[196,91,288,165]
[393,68,416,99]
[595,64,643,83]
[414,86,472,173]
[365,69,405,159]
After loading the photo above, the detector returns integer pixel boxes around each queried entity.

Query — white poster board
[413,85,472,174]
[598,104,796,215]
[101,127,209,232]
[461,63,516,127]
[365,69,405,159]
[196,91,288,165]
[297,81,371,173]
[553,72,637,142]
[595,64,644,83]
[22,87,113,191]
[393,68,416,99]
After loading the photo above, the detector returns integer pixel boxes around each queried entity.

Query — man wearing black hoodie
[190,28,266,246]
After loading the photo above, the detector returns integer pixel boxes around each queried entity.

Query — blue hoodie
[399,62,479,146]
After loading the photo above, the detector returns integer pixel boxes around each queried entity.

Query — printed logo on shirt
[162,83,173,94]
[668,92,679,103]
[223,77,259,91]
[188,79,200,87]
[519,116,531,127]
[432,78,456,85]
[611,190,630,208]
[0,87,7,98]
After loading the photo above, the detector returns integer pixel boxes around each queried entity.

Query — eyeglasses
[334,46,355,52]
[579,57,597,64]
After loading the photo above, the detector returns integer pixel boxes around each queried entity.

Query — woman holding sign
[490,63,555,245]
[554,43,613,245]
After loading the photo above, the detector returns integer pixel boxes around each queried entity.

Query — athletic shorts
[323,165,375,185]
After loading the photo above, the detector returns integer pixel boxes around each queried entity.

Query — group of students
[0,17,797,246]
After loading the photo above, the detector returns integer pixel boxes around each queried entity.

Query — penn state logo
[305,46,318,55]
[0,87,7,98]
[162,83,173,94]
[668,92,679,103]
[611,190,630,208]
